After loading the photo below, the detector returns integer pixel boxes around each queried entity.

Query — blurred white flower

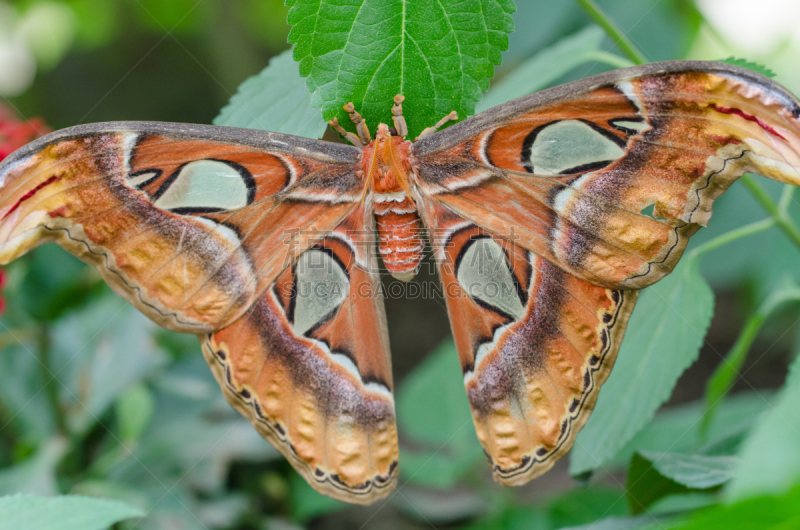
[697,0,800,54]
[0,1,75,97]
[692,0,800,92]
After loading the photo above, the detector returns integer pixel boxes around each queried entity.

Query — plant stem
[573,0,647,65]
[690,218,776,258]
[700,284,800,435]
[586,50,635,69]
[741,175,800,250]
[779,183,795,215]
[0,327,39,350]
[36,324,66,435]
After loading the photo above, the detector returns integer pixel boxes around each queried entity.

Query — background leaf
[718,57,776,79]
[625,452,735,513]
[725,354,800,502]
[0,438,67,496]
[570,257,715,476]
[477,26,610,112]
[607,392,771,471]
[115,384,154,443]
[504,0,702,69]
[0,494,142,530]
[48,297,167,436]
[214,48,326,139]
[666,484,800,529]
[396,340,484,488]
[626,453,693,515]
[561,515,659,530]
[701,281,800,433]
[286,0,515,139]
[641,452,736,490]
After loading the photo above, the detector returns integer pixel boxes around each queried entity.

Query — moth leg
[344,102,372,144]
[391,95,408,138]
[416,110,458,141]
[328,117,364,148]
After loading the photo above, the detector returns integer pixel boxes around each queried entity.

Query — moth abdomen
[374,196,424,281]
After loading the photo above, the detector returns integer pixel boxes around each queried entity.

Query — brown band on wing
[416,67,800,290]
[201,207,397,504]
[130,136,308,201]
[0,127,364,333]
[469,260,635,484]
[473,86,638,174]
[0,133,257,331]
[420,201,637,485]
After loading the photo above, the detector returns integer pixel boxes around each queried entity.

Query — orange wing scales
[2,62,800,505]
[201,207,397,504]
[0,124,361,333]
[410,63,800,487]
[415,65,800,290]
[419,201,637,483]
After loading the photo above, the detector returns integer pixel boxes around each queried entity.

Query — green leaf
[115,384,154,442]
[462,506,550,530]
[0,437,68,496]
[547,487,628,528]
[719,57,776,79]
[289,473,346,522]
[701,281,800,433]
[641,452,736,490]
[570,256,715,476]
[396,340,484,488]
[287,0,515,139]
[506,0,701,66]
[0,343,58,444]
[124,372,279,494]
[725,352,800,502]
[18,246,100,321]
[627,453,694,515]
[214,48,327,139]
[392,487,489,524]
[397,340,474,445]
[49,297,167,436]
[647,492,717,516]
[476,26,607,112]
[666,484,800,530]
[608,392,771,470]
[0,494,142,530]
[561,515,659,530]
[626,452,735,513]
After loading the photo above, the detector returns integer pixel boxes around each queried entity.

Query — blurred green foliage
[2,0,800,528]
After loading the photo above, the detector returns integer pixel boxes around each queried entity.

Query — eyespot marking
[153,159,254,213]
[291,248,350,336]
[456,237,525,320]
[522,120,626,175]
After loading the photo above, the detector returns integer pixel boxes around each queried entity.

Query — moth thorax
[374,196,423,282]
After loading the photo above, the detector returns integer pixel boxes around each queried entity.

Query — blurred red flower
[0,104,50,315]
[0,105,49,162]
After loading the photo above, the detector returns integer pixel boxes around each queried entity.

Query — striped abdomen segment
[374,195,423,281]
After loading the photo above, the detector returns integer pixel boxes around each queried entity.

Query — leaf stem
[779,183,795,215]
[690,218,776,259]
[36,324,66,435]
[573,0,647,65]
[700,283,800,435]
[741,175,800,250]
[0,326,39,349]
[586,50,635,69]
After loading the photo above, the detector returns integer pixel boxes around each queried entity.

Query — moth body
[362,123,424,281]
[3,62,800,505]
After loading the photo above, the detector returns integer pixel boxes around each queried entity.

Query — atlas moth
[1,61,800,504]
